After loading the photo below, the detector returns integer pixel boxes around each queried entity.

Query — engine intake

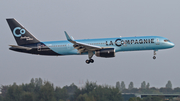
[95,48,115,58]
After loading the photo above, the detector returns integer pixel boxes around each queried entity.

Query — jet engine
[95,48,115,58]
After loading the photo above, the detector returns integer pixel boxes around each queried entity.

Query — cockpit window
[164,39,170,42]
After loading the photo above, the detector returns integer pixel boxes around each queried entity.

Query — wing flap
[64,31,102,53]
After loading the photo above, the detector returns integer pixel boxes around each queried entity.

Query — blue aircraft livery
[6,18,175,64]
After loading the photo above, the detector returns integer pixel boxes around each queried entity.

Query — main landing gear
[153,50,157,60]
[86,59,94,64]
[86,51,94,64]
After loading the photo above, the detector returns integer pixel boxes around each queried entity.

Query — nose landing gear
[153,50,157,60]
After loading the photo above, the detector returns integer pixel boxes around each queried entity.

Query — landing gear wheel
[90,59,94,63]
[86,60,90,64]
[153,56,156,59]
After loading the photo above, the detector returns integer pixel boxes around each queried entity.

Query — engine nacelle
[95,48,115,58]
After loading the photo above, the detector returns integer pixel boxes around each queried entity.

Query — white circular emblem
[13,27,26,37]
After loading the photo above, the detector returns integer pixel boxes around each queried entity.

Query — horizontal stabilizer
[9,45,32,50]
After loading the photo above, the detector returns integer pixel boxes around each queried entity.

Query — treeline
[116,80,180,94]
[1,79,180,101]
[0,78,122,101]
[0,78,69,101]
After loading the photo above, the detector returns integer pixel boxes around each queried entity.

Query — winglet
[64,31,74,41]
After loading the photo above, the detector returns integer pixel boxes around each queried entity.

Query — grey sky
[0,0,179,88]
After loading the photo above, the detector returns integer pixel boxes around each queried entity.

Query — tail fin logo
[13,27,26,37]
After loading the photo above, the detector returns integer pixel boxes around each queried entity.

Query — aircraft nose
[169,42,175,48]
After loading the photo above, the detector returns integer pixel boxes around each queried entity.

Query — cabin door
[156,38,160,45]
[37,43,41,51]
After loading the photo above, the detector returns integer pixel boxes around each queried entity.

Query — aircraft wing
[9,45,32,50]
[64,31,102,53]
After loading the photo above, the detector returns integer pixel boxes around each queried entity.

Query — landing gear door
[37,43,41,51]
[156,38,160,45]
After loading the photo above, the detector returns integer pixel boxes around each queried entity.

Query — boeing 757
[6,18,175,64]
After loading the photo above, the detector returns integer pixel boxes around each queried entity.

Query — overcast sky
[0,0,179,88]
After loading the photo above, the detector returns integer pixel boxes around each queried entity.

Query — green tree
[116,81,121,91]
[146,83,150,89]
[38,81,56,101]
[63,83,78,95]
[73,81,123,101]
[35,78,43,87]
[120,81,126,91]
[76,93,96,101]
[166,80,172,89]
[174,87,180,93]
[0,85,9,97]
[4,83,23,101]
[159,87,172,94]
[149,87,160,94]
[76,94,85,101]
[128,82,134,90]
[0,95,2,101]
[54,87,68,101]
[141,81,146,89]
[30,78,35,85]
[90,85,122,101]
[21,92,33,101]
[33,78,43,99]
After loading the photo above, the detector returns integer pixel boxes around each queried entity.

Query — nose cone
[169,42,175,48]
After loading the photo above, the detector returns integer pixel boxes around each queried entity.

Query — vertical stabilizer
[6,18,40,45]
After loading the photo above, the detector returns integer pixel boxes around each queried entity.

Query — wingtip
[64,31,74,41]
[64,31,68,35]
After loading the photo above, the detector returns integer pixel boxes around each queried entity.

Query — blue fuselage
[38,36,174,55]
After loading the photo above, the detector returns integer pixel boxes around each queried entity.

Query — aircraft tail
[6,18,40,45]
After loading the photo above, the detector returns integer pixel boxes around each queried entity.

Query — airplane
[6,18,175,64]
